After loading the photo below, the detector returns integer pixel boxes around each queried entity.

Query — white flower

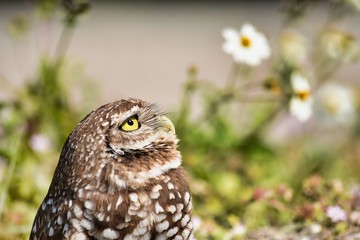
[316,83,355,125]
[326,205,347,222]
[231,223,246,236]
[320,28,359,62]
[289,73,313,122]
[29,134,51,152]
[309,223,322,234]
[222,23,271,66]
[225,223,247,239]
[280,30,307,65]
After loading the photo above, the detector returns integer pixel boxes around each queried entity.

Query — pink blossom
[29,134,51,152]
[326,205,347,222]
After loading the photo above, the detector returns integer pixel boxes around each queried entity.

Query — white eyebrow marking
[118,106,141,123]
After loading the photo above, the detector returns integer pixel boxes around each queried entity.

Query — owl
[30,98,194,240]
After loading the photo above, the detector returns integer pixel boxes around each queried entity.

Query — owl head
[62,98,181,190]
[104,98,177,156]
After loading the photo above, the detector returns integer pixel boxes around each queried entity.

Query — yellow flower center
[270,84,281,95]
[264,80,281,95]
[240,36,252,48]
[297,91,311,101]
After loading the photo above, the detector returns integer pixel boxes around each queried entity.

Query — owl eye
[120,115,140,132]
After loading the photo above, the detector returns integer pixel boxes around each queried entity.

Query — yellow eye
[120,116,140,132]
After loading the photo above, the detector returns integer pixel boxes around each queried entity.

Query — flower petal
[290,97,313,121]
[222,28,238,41]
[291,73,310,92]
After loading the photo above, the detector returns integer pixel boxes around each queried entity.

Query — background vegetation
[0,0,360,239]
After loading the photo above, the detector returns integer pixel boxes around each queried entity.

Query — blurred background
[0,0,360,239]
[2,1,358,109]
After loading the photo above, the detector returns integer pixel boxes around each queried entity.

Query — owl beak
[159,116,176,134]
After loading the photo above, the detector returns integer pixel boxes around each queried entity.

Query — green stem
[54,25,74,60]
[0,130,24,218]
[226,63,238,88]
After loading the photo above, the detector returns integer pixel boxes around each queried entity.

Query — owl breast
[71,168,193,240]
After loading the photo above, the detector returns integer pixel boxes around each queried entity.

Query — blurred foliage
[0,0,360,239]
[0,0,91,238]
[174,0,360,239]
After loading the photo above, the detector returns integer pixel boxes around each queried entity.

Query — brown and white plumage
[30,98,193,240]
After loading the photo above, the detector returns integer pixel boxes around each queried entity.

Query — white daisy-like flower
[289,73,313,122]
[222,23,271,66]
[316,83,355,125]
[280,30,307,65]
[320,28,359,62]
[326,205,347,222]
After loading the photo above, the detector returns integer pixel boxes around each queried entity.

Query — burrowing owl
[30,98,193,239]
